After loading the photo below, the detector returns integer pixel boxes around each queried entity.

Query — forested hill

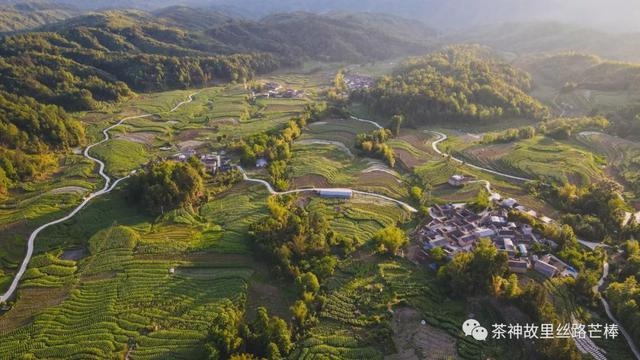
[206,12,434,63]
[353,46,549,125]
[0,1,79,33]
[518,53,640,92]
[446,22,640,62]
[0,9,434,113]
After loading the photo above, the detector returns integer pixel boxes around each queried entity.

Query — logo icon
[462,319,488,341]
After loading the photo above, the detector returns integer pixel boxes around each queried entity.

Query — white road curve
[0,92,198,303]
[350,116,383,130]
[238,167,417,213]
[428,131,533,182]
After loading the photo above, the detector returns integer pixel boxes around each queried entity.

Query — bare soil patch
[60,248,86,261]
[115,131,157,144]
[292,174,330,188]
[0,287,70,332]
[386,307,458,360]
[394,148,422,169]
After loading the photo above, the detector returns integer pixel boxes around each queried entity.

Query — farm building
[508,259,529,273]
[534,258,559,278]
[256,158,268,168]
[448,175,465,187]
[317,189,353,199]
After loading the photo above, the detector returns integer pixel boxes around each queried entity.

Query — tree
[296,272,320,297]
[410,186,424,205]
[207,305,243,359]
[372,226,407,255]
[390,114,404,136]
[127,159,204,213]
[290,300,309,331]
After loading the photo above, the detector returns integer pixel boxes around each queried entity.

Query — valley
[2,2,640,360]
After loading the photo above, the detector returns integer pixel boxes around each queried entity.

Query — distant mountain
[206,12,434,63]
[519,53,640,92]
[44,0,640,33]
[446,22,640,62]
[0,1,79,32]
[0,8,435,113]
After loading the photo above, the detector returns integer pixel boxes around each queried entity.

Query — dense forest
[353,46,549,124]
[0,90,84,193]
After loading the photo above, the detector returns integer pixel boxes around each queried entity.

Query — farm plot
[454,136,604,185]
[305,198,411,244]
[303,119,377,147]
[290,142,406,197]
[0,222,255,359]
[90,139,151,176]
[575,132,640,198]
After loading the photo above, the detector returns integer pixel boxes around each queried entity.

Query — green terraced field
[454,136,605,185]
[90,139,151,176]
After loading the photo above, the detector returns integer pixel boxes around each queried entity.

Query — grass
[90,139,151,176]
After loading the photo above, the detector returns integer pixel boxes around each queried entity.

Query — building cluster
[344,74,375,91]
[171,149,232,175]
[253,82,305,99]
[417,202,577,279]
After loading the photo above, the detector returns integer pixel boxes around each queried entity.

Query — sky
[11,0,640,33]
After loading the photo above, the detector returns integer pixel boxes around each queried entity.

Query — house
[448,175,465,187]
[318,189,353,199]
[518,244,528,256]
[474,227,495,238]
[256,158,268,168]
[501,198,518,208]
[534,259,559,278]
[508,259,529,273]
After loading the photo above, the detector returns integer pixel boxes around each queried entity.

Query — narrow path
[350,115,383,130]
[596,261,640,360]
[238,167,417,213]
[552,93,568,117]
[0,92,198,303]
[428,131,533,182]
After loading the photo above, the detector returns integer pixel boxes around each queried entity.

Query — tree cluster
[437,238,509,296]
[0,91,84,194]
[206,304,292,360]
[539,116,609,140]
[127,159,204,213]
[249,197,349,280]
[482,126,535,144]
[528,180,626,243]
[353,46,549,125]
[355,129,395,167]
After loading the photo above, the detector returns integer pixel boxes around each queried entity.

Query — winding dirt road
[0,92,198,303]
[238,167,418,213]
[428,131,533,182]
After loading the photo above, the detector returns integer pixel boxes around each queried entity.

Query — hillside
[448,22,640,62]
[0,9,435,113]
[519,53,640,92]
[353,45,549,125]
[206,12,434,63]
[0,1,79,32]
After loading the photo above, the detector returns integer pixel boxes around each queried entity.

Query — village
[415,175,579,279]
[251,81,305,99]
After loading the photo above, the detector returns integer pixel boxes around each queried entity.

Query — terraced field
[575,132,640,199]
[0,219,257,359]
[290,142,407,198]
[454,136,605,185]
